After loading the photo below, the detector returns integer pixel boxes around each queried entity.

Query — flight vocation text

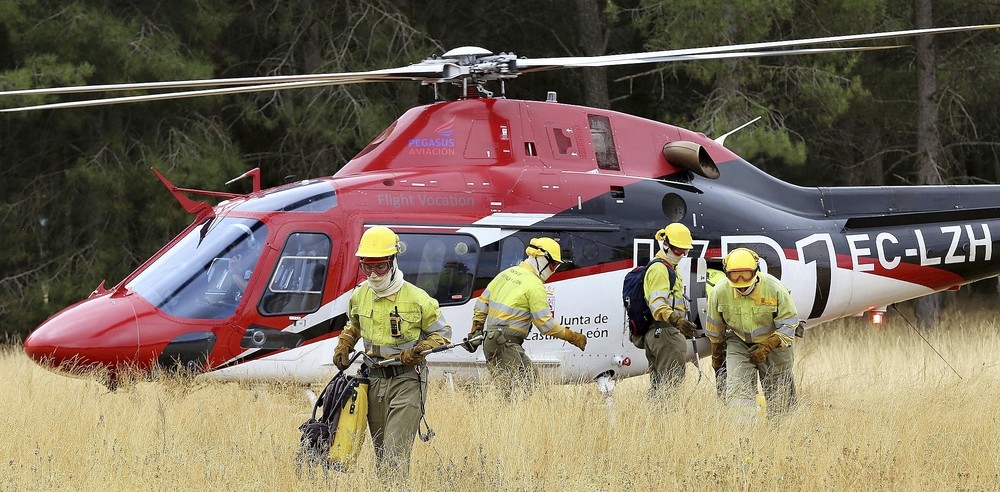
[377,193,474,208]
[407,138,456,155]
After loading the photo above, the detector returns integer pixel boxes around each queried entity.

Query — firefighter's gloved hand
[667,311,698,338]
[399,348,424,366]
[564,330,587,351]
[462,321,484,352]
[748,334,783,364]
[460,336,482,353]
[333,338,353,371]
[711,341,727,371]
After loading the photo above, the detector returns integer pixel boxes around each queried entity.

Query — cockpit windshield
[126,217,268,320]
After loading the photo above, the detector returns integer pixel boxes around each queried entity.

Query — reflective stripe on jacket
[705,272,798,344]
[349,281,451,358]
[644,252,686,322]
[472,261,570,339]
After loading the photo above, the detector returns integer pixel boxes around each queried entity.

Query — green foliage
[633,0,885,166]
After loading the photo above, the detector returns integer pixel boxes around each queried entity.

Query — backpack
[622,258,676,338]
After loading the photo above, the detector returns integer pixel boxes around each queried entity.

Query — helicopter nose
[23,292,139,372]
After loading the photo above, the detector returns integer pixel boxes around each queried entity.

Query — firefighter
[467,237,587,398]
[705,247,799,419]
[331,226,451,480]
[635,223,698,395]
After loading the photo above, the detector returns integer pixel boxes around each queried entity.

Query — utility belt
[365,363,416,379]
[485,325,528,345]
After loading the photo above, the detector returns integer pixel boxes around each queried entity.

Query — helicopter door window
[259,232,331,316]
[588,114,620,171]
[395,233,479,306]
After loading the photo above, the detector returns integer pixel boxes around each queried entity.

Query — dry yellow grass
[2,304,999,491]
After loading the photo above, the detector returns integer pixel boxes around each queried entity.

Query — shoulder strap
[644,258,676,290]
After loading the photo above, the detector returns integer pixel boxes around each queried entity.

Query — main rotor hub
[422,46,520,88]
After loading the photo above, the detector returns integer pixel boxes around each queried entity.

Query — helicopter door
[226,222,340,356]
[258,228,335,317]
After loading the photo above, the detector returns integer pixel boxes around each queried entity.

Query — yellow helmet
[723,248,760,288]
[525,237,562,263]
[356,226,399,258]
[655,223,693,250]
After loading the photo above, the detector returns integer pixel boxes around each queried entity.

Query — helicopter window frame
[395,233,480,306]
[588,114,621,171]
[258,232,332,316]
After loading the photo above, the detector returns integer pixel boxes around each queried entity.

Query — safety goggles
[726,269,756,284]
[669,246,689,257]
[359,258,392,276]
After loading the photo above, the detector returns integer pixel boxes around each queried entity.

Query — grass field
[2,305,999,491]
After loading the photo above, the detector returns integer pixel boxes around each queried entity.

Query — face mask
[368,270,392,291]
[665,250,684,265]
[538,263,555,281]
[736,281,756,296]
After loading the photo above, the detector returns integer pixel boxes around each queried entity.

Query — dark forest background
[3,0,999,339]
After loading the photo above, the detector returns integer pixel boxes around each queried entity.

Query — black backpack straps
[644,258,674,290]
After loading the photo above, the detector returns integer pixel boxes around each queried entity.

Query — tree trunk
[913,0,944,330]
[575,0,609,109]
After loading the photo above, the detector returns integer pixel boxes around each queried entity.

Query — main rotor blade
[571,45,903,68]
[517,23,1000,71]
[0,78,389,112]
[0,63,453,97]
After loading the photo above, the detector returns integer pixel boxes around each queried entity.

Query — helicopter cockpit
[126,217,267,319]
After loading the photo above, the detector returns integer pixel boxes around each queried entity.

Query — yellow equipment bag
[296,369,369,472]
[328,378,369,471]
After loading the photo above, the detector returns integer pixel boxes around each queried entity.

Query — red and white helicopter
[7,24,1000,390]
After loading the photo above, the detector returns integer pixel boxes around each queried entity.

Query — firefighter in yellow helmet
[467,236,587,398]
[706,247,799,419]
[331,226,452,480]
[634,223,698,395]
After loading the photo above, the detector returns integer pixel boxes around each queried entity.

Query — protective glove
[462,321,485,353]
[563,330,588,351]
[748,333,783,364]
[461,335,483,353]
[399,348,424,366]
[667,311,698,338]
[333,336,354,371]
[711,341,727,371]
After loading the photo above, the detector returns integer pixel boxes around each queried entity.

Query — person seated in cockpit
[209,223,261,305]
[226,244,255,300]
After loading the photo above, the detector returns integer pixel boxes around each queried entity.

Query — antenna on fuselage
[713,116,761,146]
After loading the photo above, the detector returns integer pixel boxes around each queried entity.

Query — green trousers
[483,328,537,399]
[724,332,796,419]
[367,365,427,480]
[641,322,687,395]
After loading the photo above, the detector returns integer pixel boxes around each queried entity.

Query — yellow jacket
[339,281,451,360]
[472,261,575,341]
[644,252,687,323]
[705,272,798,345]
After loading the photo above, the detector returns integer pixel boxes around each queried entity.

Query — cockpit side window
[259,232,331,316]
[395,233,479,306]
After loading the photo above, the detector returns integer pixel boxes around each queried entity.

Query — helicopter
[6,23,1000,391]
